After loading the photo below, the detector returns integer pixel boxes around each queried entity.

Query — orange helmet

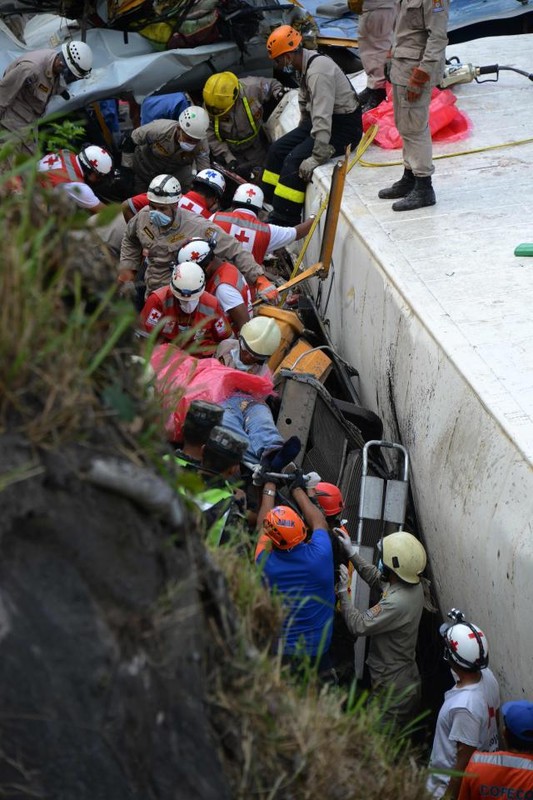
[314,482,344,517]
[263,506,306,550]
[266,25,303,60]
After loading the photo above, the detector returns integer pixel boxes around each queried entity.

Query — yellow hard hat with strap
[203,71,240,116]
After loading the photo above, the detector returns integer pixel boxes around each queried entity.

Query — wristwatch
[263,488,276,497]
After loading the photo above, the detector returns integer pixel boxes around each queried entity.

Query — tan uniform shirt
[298,49,358,144]
[363,0,397,9]
[0,49,61,149]
[119,206,263,294]
[339,551,424,692]
[206,76,283,166]
[132,119,210,191]
[391,0,449,87]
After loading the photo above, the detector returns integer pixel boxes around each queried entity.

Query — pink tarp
[151,344,274,441]
[363,86,471,150]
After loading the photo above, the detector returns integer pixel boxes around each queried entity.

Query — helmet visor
[239,335,269,363]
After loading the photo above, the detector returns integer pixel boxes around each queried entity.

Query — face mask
[149,209,172,227]
[231,344,254,372]
[179,140,196,152]
[282,64,295,75]
[179,298,199,314]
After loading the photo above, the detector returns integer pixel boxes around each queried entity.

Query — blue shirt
[257,529,335,656]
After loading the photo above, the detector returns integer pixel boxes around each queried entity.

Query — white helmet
[61,41,93,79]
[78,145,113,176]
[382,531,427,584]
[440,611,489,672]
[178,106,209,140]
[147,174,182,204]
[232,183,264,210]
[170,261,206,301]
[240,317,281,359]
[177,238,214,270]
[193,168,226,198]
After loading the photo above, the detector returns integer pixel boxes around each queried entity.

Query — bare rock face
[0,434,231,800]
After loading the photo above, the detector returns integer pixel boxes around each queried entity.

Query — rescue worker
[427,609,500,799]
[0,41,93,155]
[138,260,231,355]
[336,528,428,726]
[202,71,287,178]
[197,425,249,545]
[176,400,224,464]
[118,173,278,301]
[255,475,336,676]
[38,145,113,214]
[140,91,190,125]
[177,238,252,332]
[458,701,533,800]
[121,106,211,193]
[378,0,449,211]
[261,25,362,226]
[211,183,315,265]
[357,0,398,112]
[122,168,226,222]
[216,317,288,463]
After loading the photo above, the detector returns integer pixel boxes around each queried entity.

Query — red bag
[363,85,471,149]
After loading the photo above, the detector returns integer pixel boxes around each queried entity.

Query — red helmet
[314,482,344,517]
[263,506,306,550]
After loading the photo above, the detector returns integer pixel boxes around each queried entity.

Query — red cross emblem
[487,705,495,727]
[44,154,58,166]
[90,158,98,168]
[468,631,484,639]
[234,229,250,243]
[190,250,200,260]
[246,188,256,197]
[182,201,195,211]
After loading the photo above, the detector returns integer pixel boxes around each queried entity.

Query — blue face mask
[282,64,295,74]
[149,209,172,227]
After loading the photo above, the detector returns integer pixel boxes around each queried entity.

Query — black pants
[261,107,363,225]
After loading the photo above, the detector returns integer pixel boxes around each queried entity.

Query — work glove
[289,468,307,492]
[274,86,291,102]
[337,563,350,594]
[255,274,279,304]
[335,528,357,559]
[117,269,137,300]
[304,471,321,489]
[406,67,430,102]
[226,159,238,172]
[120,132,136,153]
[298,141,336,182]
[384,50,392,83]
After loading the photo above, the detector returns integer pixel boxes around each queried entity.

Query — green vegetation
[0,143,431,798]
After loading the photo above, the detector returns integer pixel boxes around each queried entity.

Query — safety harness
[214,89,259,145]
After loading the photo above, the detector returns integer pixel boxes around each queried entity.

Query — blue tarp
[309,0,532,42]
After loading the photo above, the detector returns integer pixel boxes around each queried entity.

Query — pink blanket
[151,344,275,441]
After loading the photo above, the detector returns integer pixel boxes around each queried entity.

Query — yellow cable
[288,124,379,281]
[358,135,533,168]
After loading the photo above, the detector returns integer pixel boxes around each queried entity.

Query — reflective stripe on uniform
[213,213,268,233]
[261,169,279,188]
[274,182,306,204]
[472,753,533,771]
[214,93,259,145]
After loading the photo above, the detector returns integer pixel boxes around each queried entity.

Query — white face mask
[231,344,254,372]
[179,298,199,314]
[179,140,197,152]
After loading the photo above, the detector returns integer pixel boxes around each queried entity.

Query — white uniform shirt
[427,668,500,798]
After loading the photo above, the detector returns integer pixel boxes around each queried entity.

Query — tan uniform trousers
[392,81,433,176]
[358,3,398,90]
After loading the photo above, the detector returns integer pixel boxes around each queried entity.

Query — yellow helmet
[203,72,240,116]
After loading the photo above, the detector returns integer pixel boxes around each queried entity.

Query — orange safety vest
[206,261,253,332]
[38,149,84,188]
[211,209,271,264]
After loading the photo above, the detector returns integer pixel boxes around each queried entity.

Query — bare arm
[227,302,250,332]
[121,199,136,222]
[293,217,315,241]
[256,480,277,532]
[291,486,327,531]
[444,743,477,800]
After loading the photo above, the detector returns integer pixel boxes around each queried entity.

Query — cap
[502,701,533,742]
[205,425,248,461]
[186,400,224,430]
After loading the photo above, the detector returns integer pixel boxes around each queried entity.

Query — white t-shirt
[60,181,101,210]
[215,283,246,313]
[426,668,500,798]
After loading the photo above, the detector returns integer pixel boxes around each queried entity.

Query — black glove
[120,132,136,154]
[289,468,307,492]
[226,160,238,172]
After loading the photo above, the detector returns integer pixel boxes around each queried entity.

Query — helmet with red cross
[440,609,489,672]
[78,145,113,177]
[232,183,264,211]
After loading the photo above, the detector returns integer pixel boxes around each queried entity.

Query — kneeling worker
[261,25,362,226]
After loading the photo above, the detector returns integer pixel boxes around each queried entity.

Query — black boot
[378,168,415,199]
[392,176,436,212]
[361,87,386,112]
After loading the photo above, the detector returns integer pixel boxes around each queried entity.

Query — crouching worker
[336,529,428,727]
[139,260,231,355]
[255,472,336,679]
[196,425,249,545]
[175,400,224,464]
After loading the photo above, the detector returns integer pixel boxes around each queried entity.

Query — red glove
[254,274,278,304]
[406,67,430,102]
